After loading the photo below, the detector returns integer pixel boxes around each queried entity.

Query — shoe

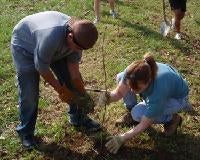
[18,134,37,150]
[115,112,139,127]
[164,114,182,136]
[93,17,100,24]
[174,33,181,40]
[109,10,117,18]
[69,115,101,132]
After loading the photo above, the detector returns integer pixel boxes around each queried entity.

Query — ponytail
[143,53,158,80]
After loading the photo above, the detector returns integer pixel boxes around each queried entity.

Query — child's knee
[131,104,146,122]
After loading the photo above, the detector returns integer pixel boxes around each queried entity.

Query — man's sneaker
[18,134,37,150]
[109,10,117,18]
[69,115,101,132]
[93,17,100,24]
[174,33,181,40]
[164,114,182,136]
[115,112,139,127]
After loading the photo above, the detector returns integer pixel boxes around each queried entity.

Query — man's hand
[98,91,110,107]
[105,135,125,154]
[57,85,75,103]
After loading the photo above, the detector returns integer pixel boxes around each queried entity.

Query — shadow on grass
[35,141,77,160]
[34,128,157,160]
[34,124,199,160]
[120,19,192,53]
[195,19,200,26]
[145,126,200,160]
[101,18,197,55]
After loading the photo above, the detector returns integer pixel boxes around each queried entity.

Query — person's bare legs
[109,0,115,11]
[109,0,117,18]
[94,0,100,23]
[93,0,116,24]
[173,9,185,39]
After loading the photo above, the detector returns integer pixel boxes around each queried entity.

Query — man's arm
[40,69,62,93]
[40,69,75,103]
[67,61,96,114]
[67,62,86,95]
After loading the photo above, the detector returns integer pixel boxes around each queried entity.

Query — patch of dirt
[38,82,66,124]
[192,39,200,52]
[181,34,200,54]
[32,78,200,160]
[0,149,8,158]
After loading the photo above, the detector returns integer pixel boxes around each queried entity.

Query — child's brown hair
[126,53,158,90]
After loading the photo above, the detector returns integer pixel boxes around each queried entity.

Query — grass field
[0,0,200,159]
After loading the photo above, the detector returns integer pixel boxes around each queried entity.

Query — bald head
[71,20,98,50]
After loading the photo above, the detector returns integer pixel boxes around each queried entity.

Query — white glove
[105,135,124,154]
[98,91,110,107]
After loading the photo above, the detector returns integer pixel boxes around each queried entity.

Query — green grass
[0,0,200,159]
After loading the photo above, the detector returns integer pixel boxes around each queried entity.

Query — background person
[169,0,187,39]
[93,0,117,24]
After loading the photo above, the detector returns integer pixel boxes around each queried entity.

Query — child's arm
[105,116,153,154]
[121,116,153,141]
[98,81,130,107]
[109,81,130,102]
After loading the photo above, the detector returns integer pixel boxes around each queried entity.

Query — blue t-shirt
[11,11,82,72]
[122,63,189,119]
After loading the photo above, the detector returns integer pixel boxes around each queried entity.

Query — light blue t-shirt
[11,11,82,72]
[122,63,189,119]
